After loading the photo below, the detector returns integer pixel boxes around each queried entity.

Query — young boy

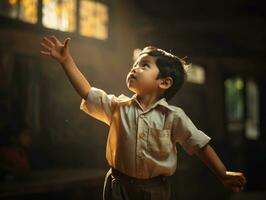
[40,36,246,200]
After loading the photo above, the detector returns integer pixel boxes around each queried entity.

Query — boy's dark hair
[138,46,188,101]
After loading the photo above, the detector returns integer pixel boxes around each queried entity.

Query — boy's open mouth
[128,74,137,80]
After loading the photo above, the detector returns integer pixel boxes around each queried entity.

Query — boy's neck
[136,93,162,111]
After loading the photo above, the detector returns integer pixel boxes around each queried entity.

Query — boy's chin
[127,86,138,93]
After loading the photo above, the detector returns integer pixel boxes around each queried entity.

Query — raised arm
[40,36,91,99]
[195,144,247,192]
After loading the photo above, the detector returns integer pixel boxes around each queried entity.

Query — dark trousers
[103,168,171,200]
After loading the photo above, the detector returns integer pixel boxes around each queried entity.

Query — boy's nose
[131,66,139,73]
[131,68,136,73]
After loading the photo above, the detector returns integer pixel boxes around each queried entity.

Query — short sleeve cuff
[80,87,98,114]
[182,130,211,155]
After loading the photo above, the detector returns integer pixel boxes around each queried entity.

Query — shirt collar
[129,94,175,112]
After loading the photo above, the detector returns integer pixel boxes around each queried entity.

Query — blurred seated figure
[0,122,54,182]
[0,125,31,181]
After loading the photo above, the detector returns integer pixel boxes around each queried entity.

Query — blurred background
[0,0,265,199]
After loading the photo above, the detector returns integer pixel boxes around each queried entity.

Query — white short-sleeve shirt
[80,87,211,179]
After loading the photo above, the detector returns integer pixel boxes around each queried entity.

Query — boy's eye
[142,63,149,68]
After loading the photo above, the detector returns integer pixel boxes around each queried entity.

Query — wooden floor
[0,169,106,199]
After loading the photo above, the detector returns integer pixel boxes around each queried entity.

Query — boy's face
[126,53,161,95]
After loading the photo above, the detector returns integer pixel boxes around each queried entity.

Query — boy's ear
[159,77,173,90]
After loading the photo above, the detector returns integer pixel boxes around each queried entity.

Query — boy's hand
[40,36,71,64]
[221,171,247,192]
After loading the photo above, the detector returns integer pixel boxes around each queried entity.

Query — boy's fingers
[231,184,243,193]
[63,38,71,48]
[42,36,54,47]
[242,175,247,184]
[50,35,60,45]
[40,51,51,56]
[237,185,244,192]
[230,180,242,188]
[238,176,246,185]
[234,174,246,185]
[224,179,243,190]
[40,42,51,51]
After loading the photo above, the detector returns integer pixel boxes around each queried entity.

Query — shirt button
[137,154,142,159]
[138,133,145,139]
[137,152,145,159]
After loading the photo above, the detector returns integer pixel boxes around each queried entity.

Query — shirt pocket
[147,128,173,158]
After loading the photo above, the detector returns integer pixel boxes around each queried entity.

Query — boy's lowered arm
[40,36,91,99]
[195,144,247,192]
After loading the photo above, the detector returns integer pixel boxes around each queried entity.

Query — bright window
[225,77,244,131]
[0,0,37,23]
[245,79,260,140]
[1,0,109,40]
[19,0,38,23]
[80,0,108,40]
[42,0,76,32]
[187,64,205,84]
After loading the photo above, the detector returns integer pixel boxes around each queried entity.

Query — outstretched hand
[221,171,247,192]
[40,36,71,64]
